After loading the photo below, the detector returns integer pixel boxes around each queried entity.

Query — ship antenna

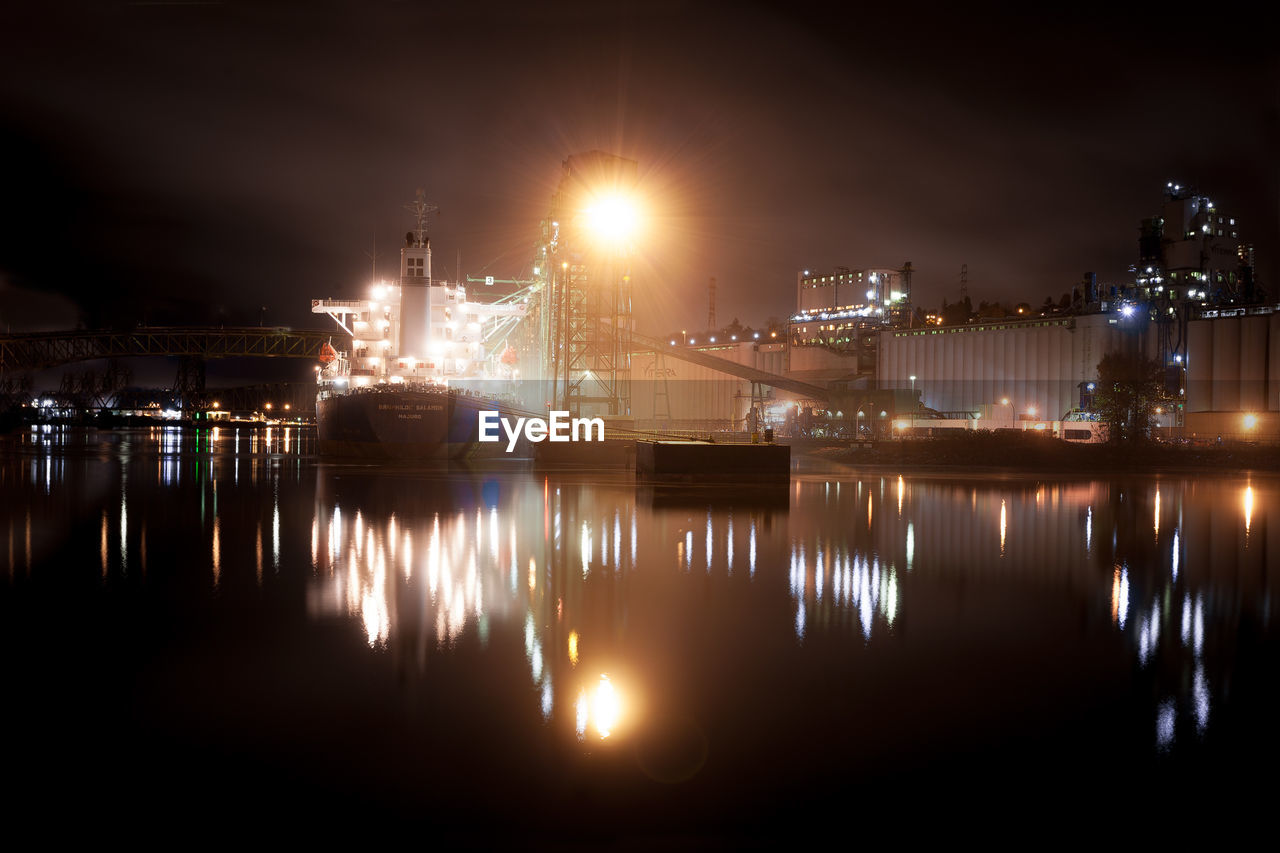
[364,228,380,280]
[405,189,439,248]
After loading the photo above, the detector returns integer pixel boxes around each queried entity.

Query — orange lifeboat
[319,341,339,364]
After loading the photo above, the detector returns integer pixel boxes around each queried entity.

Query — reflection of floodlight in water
[584,195,640,245]
[593,674,620,738]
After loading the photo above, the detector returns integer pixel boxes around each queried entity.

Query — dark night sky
[2,1,1277,337]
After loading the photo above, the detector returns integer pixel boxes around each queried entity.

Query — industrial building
[1184,306,1280,438]
[877,312,1151,424]
[518,172,1275,442]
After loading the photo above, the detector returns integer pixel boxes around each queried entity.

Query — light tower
[543,151,639,419]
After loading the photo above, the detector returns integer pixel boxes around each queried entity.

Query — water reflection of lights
[790,539,898,643]
[576,674,622,740]
[999,499,1006,555]
[306,485,654,737]
[1243,485,1253,535]
[1111,565,1129,629]
[295,476,1270,757]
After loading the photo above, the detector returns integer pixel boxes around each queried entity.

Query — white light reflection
[885,568,898,627]
[541,678,554,720]
[727,516,734,574]
[706,512,713,572]
[593,674,620,738]
[1181,594,1191,646]
[906,522,914,571]
[1156,700,1175,750]
[119,488,128,570]
[489,507,499,563]
[999,499,1007,555]
[1243,485,1253,536]
[749,521,756,577]
[1112,565,1129,629]
[613,511,620,574]
[1193,664,1210,733]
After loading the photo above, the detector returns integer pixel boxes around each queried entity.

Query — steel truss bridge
[0,326,333,373]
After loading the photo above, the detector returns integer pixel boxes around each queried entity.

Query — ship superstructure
[313,196,527,392]
[310,194,529,458]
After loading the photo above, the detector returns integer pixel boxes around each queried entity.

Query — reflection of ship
[312,194,529,458]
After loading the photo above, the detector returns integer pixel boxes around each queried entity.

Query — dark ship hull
[316,385,497,459]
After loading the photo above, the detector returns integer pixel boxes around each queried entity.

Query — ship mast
[405,189,439,249]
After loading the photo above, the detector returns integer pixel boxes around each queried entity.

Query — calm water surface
[2,426,1277,839]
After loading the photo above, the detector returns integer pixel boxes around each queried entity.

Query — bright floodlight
[584,194,640,245]
[1243,413,1259,430]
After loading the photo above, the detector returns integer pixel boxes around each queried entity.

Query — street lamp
[909,375,917,393]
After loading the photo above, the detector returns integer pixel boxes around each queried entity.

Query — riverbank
[807,432,1280,474]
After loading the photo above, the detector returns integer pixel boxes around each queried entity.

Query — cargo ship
[312,195,529,458]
